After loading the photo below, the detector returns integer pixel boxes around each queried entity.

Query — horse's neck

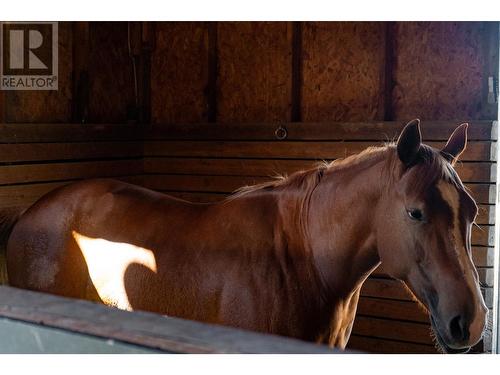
[304,149,390,299]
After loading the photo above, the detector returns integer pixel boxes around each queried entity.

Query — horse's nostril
[449,315,469,343]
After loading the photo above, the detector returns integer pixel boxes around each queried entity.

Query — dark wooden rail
[0,286,342,354]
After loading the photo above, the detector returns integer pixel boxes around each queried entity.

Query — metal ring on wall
[274,126,288,140]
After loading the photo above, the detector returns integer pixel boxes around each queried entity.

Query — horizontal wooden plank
[361,278,413,301]
[477,204,495,225]
[472,247,495,267]
[0,181,69,207]
[3,122,495,143]
[144,140,496,162]
[0,123,142,143]
[478,268,496,287]
[472,226,494,246]
[347,334,437,354]
[0,286,338,354]
[0,142,143,163]
[145,121,497,141]
[352,315,433,345]
[357,297,429,323]
[361,278,494,308]
[0,175,144,209]
[145,157,496,183]
[142,175,495,204]
[0,160,142,185]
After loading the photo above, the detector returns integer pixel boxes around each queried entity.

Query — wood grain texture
[0,160,142,185]
[0,123,141,142]
[4,22,72,123]
[392,22,489,121]
[0,82,5,122]
[151,22,210,124]
[357,297,429,323]
[0,286,339,353]
[145,121,497,141]
[301,22,385,121]
[0,142,142,163]
[88,22,135,123]
[352,316,433,345]
[217,22,292,123]
[144,140,495,162]
[0,176,143,209]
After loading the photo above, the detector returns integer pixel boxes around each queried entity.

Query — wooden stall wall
[1,21,498,354]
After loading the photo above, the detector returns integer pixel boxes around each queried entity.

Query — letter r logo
[1,22,58,90]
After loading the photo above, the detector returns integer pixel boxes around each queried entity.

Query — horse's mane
[227,145,390,201]
[226,142,464,202]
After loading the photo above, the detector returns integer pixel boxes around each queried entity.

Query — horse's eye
[407,209,423,221]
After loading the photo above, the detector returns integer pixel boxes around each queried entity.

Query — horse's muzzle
[430,316,471,354]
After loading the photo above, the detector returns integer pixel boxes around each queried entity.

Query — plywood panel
[4,22,73,123]
[151,22,210,124]
[217,22,292,123]
[301,22,385,121]
[88,22,135,123]
[393,22,489,121]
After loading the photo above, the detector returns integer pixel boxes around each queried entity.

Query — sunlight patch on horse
[72,231,157,310]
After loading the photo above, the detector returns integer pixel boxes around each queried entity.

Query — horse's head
[376,119,488,353]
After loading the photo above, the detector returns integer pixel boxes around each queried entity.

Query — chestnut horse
[0,120,488,352]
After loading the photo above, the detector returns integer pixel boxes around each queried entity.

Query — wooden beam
[207,22,218,122]
[144,121,497,141]
[144,140,495,162]
[291,22,303,122]
[383,22,396,121]
[0,123,142,142]
[72,22,90,124]
[0,286,341,354]
[139,22,154,124]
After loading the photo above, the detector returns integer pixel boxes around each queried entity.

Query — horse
[0,119,488,353]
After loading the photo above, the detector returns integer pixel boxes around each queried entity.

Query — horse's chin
[430,317,471,354]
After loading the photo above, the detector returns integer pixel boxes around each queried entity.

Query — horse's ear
[397,119,422,167]
[441,123,468,166]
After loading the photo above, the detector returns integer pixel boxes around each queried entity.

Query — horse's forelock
[401,144,465,197]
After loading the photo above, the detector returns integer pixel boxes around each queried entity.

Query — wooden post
[291,22,303,123]
[207,22,218,123]
[383,22,396,122]
[72,22,90,124]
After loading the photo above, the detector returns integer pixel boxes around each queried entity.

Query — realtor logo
[1,22,58,90]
